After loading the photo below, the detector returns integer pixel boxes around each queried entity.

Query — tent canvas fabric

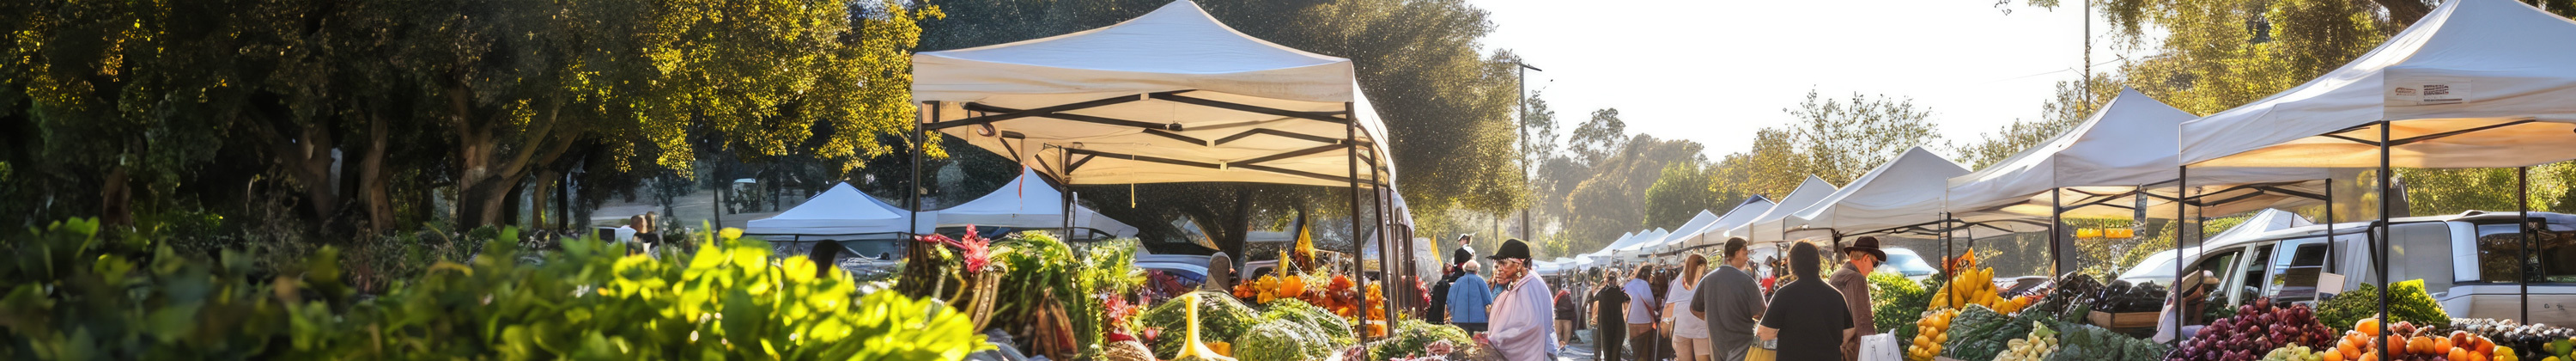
[1618,211,1717,255]
[1947,89,2330,219]
[745,183,934,239]
[1724,175,1841,242]
[937,168,1140,238]
[914,0,1397,187]
[1677,196,1779,250]
[1780,147,1971,237]
[2179,0,2576,169]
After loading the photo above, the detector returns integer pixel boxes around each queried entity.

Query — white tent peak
[1725,175,1840,242]
[1786,147,1970,236]
[2180,0,2576,168]
[922,1,1344,76]
[937,168,1140,238]
[745,182,930,237]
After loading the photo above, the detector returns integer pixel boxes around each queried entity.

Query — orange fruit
[2358,318,2383,336]
[2437,338,2455,353]
[2449,347,2466,361]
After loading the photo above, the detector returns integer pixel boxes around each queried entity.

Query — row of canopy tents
[1542,0,2576,286]
[744,168,1143,242]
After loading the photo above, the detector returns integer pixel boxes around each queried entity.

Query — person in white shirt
[1482,239,1558,361]
[1668,254,1713,361]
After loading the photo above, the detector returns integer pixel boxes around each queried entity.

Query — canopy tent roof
[745,183,934,239]
[915,0,1396,187]
[938,168,1141,238]
[1724,175,1841,242]
[2180,0,2576,169]
[1948,89,2330,217]
[2203,208,2318,249]
[1675,196,1780,251]
[1781,147,1971,237]
[1617,211,1718,256]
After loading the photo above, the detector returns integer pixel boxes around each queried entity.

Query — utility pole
[1517,60,1542,243]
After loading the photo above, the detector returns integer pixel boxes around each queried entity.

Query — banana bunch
[1928,262,2002,310]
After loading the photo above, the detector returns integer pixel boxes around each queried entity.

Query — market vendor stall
[744,182,936,258]
[1722,175,1841,242]
[939,168,1141,239]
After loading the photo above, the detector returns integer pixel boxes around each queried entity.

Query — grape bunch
[2169,298,2337,361]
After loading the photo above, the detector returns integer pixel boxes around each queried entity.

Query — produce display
[2257,344,2325,361]
[1260,299,1355,344]
[1367,319,1474,360]
[2032,273,2107,318]
[2046,322,2172,361]
[2449,318,2572,360]
[2322,318,2515,361]
[1229,233,1391,336]
[1940,305,2010,358]
[1233,320,1337,361]
[1952,303,2062,360]
[1930,250,2011,311]
[1996,321,2063,361]
[2166,298,2336,361]
[1143,291,1261,359]
[2097,279,2172,313]
[1875,272,1936,340]
[1171,294,1241,361]
[2317,280,2453,334]
[1909,308,1964,361]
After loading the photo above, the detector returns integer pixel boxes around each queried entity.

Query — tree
[1642,162,1728,229]
[1559,135,1704,253]
[1783,90,1944,185]
[1567,108,1629,166]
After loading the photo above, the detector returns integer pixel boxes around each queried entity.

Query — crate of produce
[2087,310,2157,328]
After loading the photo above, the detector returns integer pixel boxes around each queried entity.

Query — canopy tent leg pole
[913,101,933,238]
[2520,166,2532,323]
[1344,102,1371,344]
[2051,190,2064,277]
[2375,123,2392,357]
[2172,165,2187,347]
[1062,145,1076,240]
[1374,157,1396,322]
[2324,179,2336,287]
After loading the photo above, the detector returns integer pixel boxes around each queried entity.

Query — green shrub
[0,218,989,360]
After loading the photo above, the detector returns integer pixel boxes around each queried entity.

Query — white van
[2168,211,2576,326]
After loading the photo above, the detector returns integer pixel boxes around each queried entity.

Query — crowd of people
[1425,235,1901,361]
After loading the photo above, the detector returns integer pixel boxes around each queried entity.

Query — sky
[1474,0,2152,157]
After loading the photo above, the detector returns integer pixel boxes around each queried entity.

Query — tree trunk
[1222,187,1252,258]
[447,84,578,228]
[357,113,394,232]
[529,168,562,230]
[99,166,132,227]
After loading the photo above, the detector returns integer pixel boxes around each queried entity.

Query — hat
[1842,236,1888,262]
[1487,238,1533,261]
[1451,247,1477,266]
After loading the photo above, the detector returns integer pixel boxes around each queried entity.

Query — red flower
[917,225,996,271]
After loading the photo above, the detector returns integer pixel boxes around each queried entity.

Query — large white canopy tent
[1674,196,1779,252]
[938,168,1141,238]
[910,0,1409,331]
[2176,0,2576,331]
[745,183,938,258]
[1616,211,1716,260]
[1941,89,2330,272]
[1779,147,1971,242]
[1724,175,1841,242]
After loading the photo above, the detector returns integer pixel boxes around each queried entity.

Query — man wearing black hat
[1829,236,1887,361]
[1483,239,1558,361]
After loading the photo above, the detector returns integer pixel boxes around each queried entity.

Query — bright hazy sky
[1475,0,2151,158]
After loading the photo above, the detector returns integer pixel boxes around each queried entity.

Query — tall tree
[1955,73,2122,169]
[1642,162,1729,229]
[1782,90,1945,185]
[1560,135,1703,253]
[1567,108,1629,166]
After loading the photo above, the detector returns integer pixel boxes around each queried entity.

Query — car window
[2190,248,2242,307]
[2474,223,2576,283]
[2267,239,2330,302]
[2233,245,2273,306]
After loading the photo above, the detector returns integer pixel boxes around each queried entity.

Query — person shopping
[1625,264,1660,360]
[1830,237,1886,361]
[1668,254,1713,361]
[1483,239,1558,361]
[1592,269,1631,361]
[1556,288,1579,349]
[1757,241,1853,360]
[1449,261,1496,333]
[1693,238,1765,361]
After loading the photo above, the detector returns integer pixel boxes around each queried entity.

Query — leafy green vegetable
[1141,291,1260,359]
[1872,272,1933,338]
[1235,320,1333,361]
[1369,319,1473,360]
[1261,298,1353,345]
[2316,279,2451,333]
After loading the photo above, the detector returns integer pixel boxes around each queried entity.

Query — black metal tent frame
[910,90,1405,343]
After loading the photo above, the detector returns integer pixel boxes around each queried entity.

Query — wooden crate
[2088,310,2159,328]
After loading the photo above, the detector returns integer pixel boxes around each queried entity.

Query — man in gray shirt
[1692,238,1765,361]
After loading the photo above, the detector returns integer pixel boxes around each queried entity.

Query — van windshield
[2474,223,2576,283]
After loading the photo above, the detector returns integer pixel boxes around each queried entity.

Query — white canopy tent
[938,168,1141,238]
[915,0,1396,188]
[745,182,937,240]
[1675,196,1779,251]
[1724,176,1841,242]
[2179,0,2576,169]
[1618,211,1717,257]
[1948,89,2328,220]
[1780,147,1971,239]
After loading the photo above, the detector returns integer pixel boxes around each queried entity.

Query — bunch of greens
[1872,272,1934,338]
[1261,298,1354,344]
[1368,319,1473,360]
[2316,279,2451,333]
[2043,321,2168,361]
[1233,320,1335,361]
[1140,291,1259,359]
[1949,304,2060,360]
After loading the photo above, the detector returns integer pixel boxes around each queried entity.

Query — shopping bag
[1858,333,1901,361]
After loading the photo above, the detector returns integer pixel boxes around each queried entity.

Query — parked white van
[2166,211,2576,327]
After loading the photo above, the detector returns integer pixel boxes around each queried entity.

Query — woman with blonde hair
[1668,254,1714,361]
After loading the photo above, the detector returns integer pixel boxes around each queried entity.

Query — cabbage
[1142,291,1260,359]
[1235,321,1332,361]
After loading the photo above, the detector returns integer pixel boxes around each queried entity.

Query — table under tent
[2175,0,2576,346]
[910,0,1410,340]
[935,167,1142,240]
[743,182,938,261]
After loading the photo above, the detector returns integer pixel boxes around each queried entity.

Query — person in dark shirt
[1431,245,1471,325]
[1555,289,1578,347]
[1758,241,1852,361]
[1590,270,1631,361]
